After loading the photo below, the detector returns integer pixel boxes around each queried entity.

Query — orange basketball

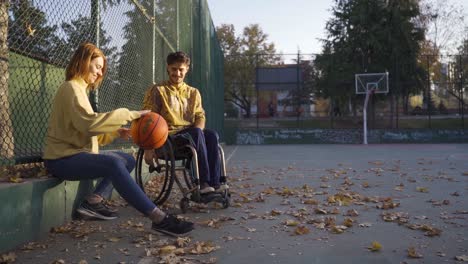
[131,112,168,150]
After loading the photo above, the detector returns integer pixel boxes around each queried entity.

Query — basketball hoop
[355,73,389,145]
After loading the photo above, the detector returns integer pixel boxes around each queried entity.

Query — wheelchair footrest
[194,192,228,204]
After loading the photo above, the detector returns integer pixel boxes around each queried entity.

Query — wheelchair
[134,134,230,213]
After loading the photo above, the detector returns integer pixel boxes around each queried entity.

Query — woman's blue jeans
[44,151,156,215]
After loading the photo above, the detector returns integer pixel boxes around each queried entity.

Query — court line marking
[226,145,238,164]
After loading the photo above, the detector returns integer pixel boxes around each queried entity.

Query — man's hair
[166,51,191,66]
[66,42,107,89]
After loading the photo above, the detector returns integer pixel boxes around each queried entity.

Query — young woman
[43,43,193,236]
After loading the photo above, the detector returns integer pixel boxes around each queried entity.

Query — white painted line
[226,145,238,164]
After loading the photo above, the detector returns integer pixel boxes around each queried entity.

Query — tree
[314,0,425,121]
[217,23,279,118]
[115,0,154,109]
[50,15,117,67]
[416,0,468,115]
[0,0,14,160]
[8,0,59,60]
[419,0,467,54]
[449,39,468,114]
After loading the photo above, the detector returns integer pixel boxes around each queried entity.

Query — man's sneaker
[77,200,118,220]
[215,184,229,193]
[200,183,215,194]
[152,214,194,237]
[200,186,215,194]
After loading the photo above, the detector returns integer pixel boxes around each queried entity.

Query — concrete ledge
[0,178,96,253]
[232,128,468,144]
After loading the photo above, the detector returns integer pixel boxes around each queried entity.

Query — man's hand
[193,119,205,130]
[117,128,132,140]
[138,110,151,117]
[144,149,156,165]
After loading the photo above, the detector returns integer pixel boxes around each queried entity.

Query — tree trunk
[403,94,409,115]
[389,94,395,129]
[0,1,14,160]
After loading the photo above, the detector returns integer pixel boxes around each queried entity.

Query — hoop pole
[363,89,373,145]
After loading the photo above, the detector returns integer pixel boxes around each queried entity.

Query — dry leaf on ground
[367,241,382,252]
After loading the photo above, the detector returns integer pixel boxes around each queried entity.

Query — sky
[206,0,334,54]
[207,0,468,55]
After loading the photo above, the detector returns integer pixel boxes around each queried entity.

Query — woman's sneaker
[77,200,118,220]
[152,214,194,237]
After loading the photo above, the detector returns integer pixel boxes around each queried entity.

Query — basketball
[130,112,168,150]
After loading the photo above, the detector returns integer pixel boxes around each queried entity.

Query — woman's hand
[117,128,132,140]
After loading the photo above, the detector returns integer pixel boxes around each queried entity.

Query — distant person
[296,105,304,118]
[333,105,341,117]
[268,101,275,117]
[43,43,193,236]
[142,51,228,194]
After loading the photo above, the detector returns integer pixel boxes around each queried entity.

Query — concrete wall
[0,179,96,252]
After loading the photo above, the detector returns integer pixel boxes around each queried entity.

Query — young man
[142,51,227,194]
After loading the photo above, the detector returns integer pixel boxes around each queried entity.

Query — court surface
[12,144,468,264]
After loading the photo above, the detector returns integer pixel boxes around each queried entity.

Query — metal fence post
[176,0,179,50]
[90,0,100,112]
[426,55,431,129]
[255,54,259,129]
[152,0,156,84]
[460,55,465,129]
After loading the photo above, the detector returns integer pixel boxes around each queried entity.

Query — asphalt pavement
[6,144,468,264]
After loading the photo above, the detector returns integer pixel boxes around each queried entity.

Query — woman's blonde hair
[65,42,107,89]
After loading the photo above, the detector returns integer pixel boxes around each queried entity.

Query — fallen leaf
[9,176,23,183]
[284,220,299,226]
[176,237,191,247]
[368,241,382,252]
[345,209,359,217]
[159,245,177,255]
[394,183,404,191]
[416,187,429,193]
[303,199,319,205]
[294,226,310,235]
[107,237,121,242]
[0,252,16,263]
[270,209,282,216]
[188,241,219,255]
[343,218,354,227]
[315,208,328,214]
[454,255,468,261]
[407,247,423,258]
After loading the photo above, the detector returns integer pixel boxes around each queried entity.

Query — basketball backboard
[355,72,389,94]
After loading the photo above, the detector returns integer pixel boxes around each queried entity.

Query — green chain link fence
[0,0,224,167]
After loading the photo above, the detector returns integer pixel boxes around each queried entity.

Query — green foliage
[8,0,59,59]
[115,1,154,109]
[314,0,425,108]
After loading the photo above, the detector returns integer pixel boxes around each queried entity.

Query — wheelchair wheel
[135,140,176,205]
